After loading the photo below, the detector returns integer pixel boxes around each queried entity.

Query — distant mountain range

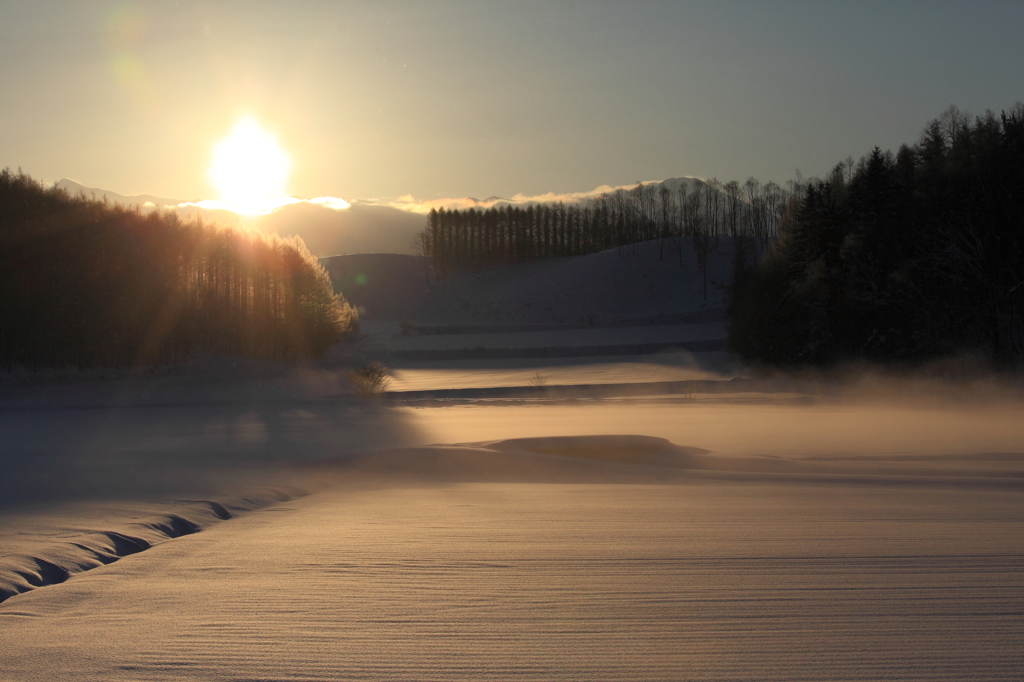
[55,179,426,257]
[53,177,711,258]
[55,179,182,209]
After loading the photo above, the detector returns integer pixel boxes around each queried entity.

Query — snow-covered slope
[323,238,737,325]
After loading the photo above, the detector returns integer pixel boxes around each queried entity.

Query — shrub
[347,361,392,396]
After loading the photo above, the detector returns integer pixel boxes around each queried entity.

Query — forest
[730,104,1024,367]
[419,177,789,299]
[0,170,357,370]
[422,103,1024,368]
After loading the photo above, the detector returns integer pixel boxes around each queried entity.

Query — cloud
[175,195,348,216]
[175,184,629,218]
[307,196,351,210]
[98,177,701,221]
[363,179,699,215]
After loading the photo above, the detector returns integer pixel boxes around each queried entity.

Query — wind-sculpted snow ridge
[307,435,1024,487]
[0,488,306,604]
[302,436,700,486]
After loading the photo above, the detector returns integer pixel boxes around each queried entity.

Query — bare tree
[411,229,432,288]
[669,181,689,269]
[657,183,675,260]
[762,181,786,243]
[939,104,971,149]
[687,182,713,301]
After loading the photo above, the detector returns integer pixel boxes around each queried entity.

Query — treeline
[730,104,1024,367]
[420,177,790,296]
[0,170,357,370]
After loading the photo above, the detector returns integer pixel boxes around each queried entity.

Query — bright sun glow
[208,118,290,215]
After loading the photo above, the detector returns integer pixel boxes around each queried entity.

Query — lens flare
[208,118,290,214]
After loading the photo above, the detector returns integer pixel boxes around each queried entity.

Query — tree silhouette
[729,102,1024,367]
[0,170,357,370]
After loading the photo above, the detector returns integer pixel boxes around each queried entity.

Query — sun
[208,118,290,214]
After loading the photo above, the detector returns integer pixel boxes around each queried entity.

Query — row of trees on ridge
[419,177,792,298]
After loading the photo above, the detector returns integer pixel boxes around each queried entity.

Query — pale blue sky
[1,1,1021,202]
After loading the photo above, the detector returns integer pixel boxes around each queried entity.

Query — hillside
[319,239,738,380]
[322,238,734,325]
[258,201,424,257]
[319,253,432,319]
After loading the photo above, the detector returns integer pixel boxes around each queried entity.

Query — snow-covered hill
[322,238,736,326]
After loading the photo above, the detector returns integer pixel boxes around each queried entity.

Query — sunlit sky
[2,1,1022,205]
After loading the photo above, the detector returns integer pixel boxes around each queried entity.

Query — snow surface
[2,452,1022,680]
[3,235,1023,679]
[3,370,1024,680]
[326,240,739,386]
[324,238,735,325]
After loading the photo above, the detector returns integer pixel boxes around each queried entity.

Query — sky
[1,1,1022,206]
